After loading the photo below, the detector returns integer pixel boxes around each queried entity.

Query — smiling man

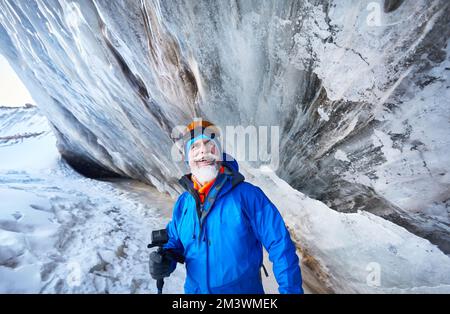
[149,119,303,294]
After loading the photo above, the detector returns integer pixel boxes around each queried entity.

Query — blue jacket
[164,154,303,294]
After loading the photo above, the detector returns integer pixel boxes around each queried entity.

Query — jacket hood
[221,153,239,172]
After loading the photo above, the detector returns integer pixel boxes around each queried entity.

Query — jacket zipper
[198,202,210,293]
[198,203,204,242]
[204,222,211,293]
[190,176,227,293]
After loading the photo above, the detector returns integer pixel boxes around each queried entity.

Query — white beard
[192,164,219,185]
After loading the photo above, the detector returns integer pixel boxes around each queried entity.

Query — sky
[0,54,35,107]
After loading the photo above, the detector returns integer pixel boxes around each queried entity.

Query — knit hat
[181,119,222,162]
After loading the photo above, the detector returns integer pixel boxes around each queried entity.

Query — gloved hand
[149,250,176,280]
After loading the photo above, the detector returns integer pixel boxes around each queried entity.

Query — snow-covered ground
[0,106,282,293]
[0,106,187,293]
[245,165,450,293]
[1,106,450,293]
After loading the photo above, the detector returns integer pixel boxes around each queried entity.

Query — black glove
[149,250,176,280]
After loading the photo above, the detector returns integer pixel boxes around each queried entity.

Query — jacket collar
[178,161,245,197]
[178,160,245,231]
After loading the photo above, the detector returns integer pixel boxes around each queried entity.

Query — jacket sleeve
[243,185,304,294]
[163,194,185,256]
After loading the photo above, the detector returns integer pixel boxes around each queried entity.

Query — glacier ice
[0,0,450,292]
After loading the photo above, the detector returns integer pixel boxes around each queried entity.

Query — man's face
[188,138,220,171]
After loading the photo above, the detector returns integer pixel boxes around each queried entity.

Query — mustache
[192,153,219,162]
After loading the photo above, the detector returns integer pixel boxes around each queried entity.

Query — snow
[1,0,450,292]
[317,107,330,122]
[334,150,350,163]
[0,106,281,293]
[0,166,186,293]
[243,164,450,293]
[2,105,450,293]
[341,40,450,217]
[0,1,448,251]
[0,107,186,293]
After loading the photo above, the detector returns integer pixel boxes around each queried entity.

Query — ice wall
[0,0,449,252]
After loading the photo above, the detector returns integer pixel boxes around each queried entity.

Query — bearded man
[149,119,303,294]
